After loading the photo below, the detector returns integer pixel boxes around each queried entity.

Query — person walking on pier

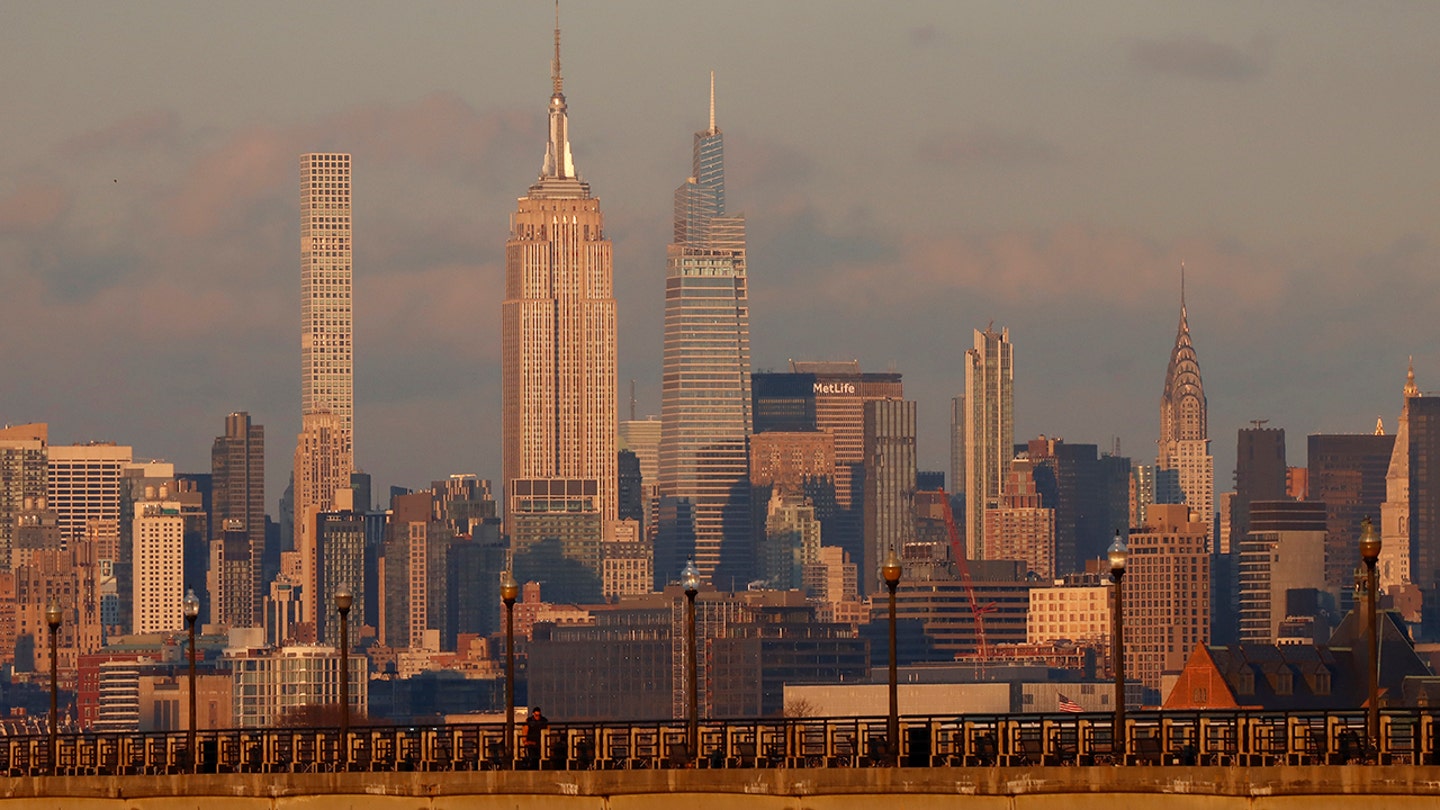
[523,707,548,768]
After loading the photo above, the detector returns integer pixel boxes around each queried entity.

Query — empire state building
[501,13,618,585]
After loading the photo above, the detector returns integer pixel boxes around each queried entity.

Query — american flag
[1057,693,1083,713]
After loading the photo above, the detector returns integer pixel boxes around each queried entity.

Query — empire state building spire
[538,0,580,188]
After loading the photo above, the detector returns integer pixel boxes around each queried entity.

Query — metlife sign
[813,382,856,396]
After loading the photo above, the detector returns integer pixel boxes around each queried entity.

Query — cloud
[0,95,544,491]
[909,24,941,48]
[1128,33,1275,82]
[0,183,68,234]
[57,110,181,157]
[726,133,816,197]
[922,126,1061,167]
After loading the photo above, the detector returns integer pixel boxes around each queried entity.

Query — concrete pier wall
[5,766,1440,809]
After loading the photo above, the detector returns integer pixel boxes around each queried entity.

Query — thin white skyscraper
[963,326,1014,560]
[296,152,355,631]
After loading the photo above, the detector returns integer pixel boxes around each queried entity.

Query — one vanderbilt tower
[502,10,618,593]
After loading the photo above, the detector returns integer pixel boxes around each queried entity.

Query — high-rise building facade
[293,412,348,629]
[131,495,185,635]
[657,74,752,587]
[208,519,252,630]
[862,398,916,591]
[962,326,1014,561]
[751,364,903,577]
[1124,503,1210,699]
[985,457,1055,580]
[502,18,617,535]
[1237,500,1325,644]
[1309,432,1392,591]
[0,423,47,570]
[1409,396,1440,598]
[1157,280,1213,533]
[211,412,264,625]
[1233,426,1287,544]
[48,443,134,549]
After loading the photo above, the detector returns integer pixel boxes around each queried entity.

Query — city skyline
[3,3,1439,503]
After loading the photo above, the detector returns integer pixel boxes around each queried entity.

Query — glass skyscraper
[657,74,753,588]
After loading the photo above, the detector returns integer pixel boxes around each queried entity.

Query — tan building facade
[502,23,617,528]
[1124,503,1211,697]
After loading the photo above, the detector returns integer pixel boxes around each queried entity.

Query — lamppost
[334,584,353,769]
[183,588,200,772]
[681,559,701,760]
[881,549,902,765]
[1108,531,1128,762]
[45,599,62,775]
[501,569,519,766]
[1359,516,1382,757]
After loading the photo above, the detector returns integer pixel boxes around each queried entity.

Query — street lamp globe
[500,570,519,605]
[681,559,701,596]
[334,583,353,615]
[1108,532,1129,578]
[881,549,902,587]
[1359,516,1382,566]
[45,600,62,630]
[183,588,200,622]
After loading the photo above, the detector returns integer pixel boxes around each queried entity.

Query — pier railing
[6,709,1434,776]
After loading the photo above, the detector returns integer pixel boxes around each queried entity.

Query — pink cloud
[57,110,181,157]
[0,183,68,234]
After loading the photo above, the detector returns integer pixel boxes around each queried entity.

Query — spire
[537,0,579,186]
[1377,417,1386,436]
[1160,263,1206,444]
[1407,356,1419,398]
[708,70,717,134]
[552,0,562,95]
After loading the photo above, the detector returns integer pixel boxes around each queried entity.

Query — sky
[3,2,1440,510]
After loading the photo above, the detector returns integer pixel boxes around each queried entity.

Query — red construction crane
[941,497,995,664]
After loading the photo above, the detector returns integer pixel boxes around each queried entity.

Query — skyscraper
[48,443,134,549]
[750,364,903,585]
[657,73,752,587]
[1309,431,1392,591]
[1124,503,1210,700]
[962,325,1014,561]
[1232,426,1287,545]
[502,14,618,540]
[1409,396,1440,602]
[299,153,354,449]
[1380,361,1419,589]
[131,492,185,635]
[862,398,916,588]
[294,412,348,630]
[1157,272,1213,531]
[0,423,47,570]
[211,412,264,625]
[295,152,355,634]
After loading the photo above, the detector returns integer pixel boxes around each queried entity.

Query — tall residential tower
[501,14,618,594]
[296,152,355,630]
[962,326,1014,561]
[657,73,752,587]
